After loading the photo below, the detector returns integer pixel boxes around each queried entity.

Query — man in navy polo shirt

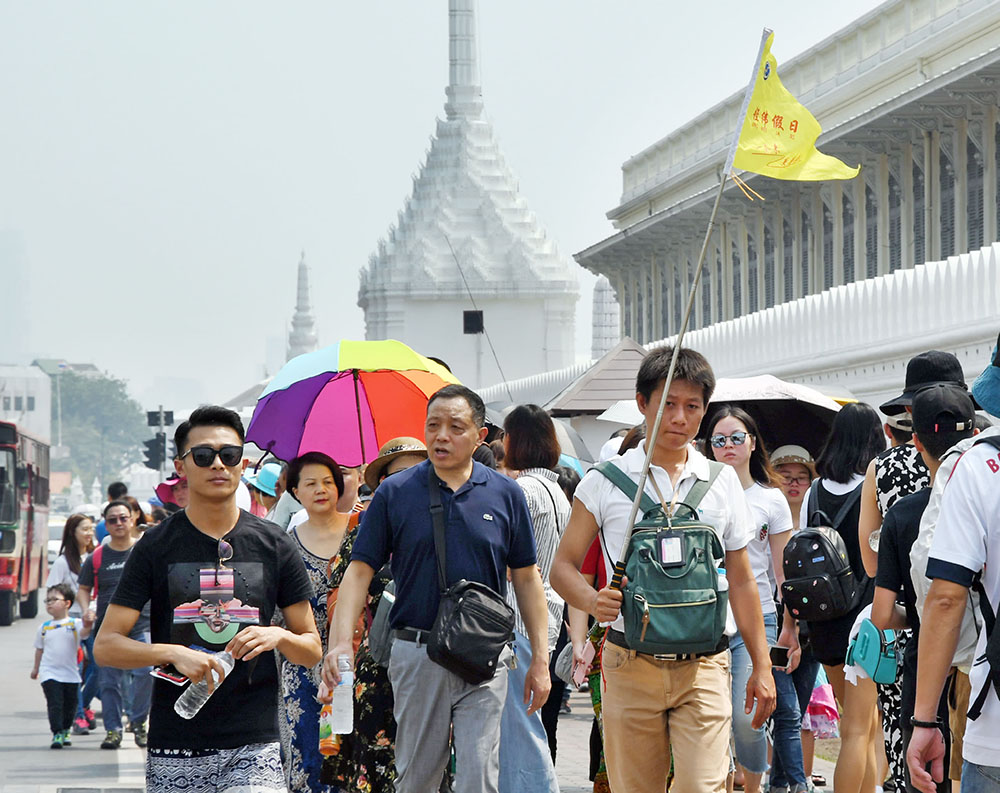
[324,384,551,793]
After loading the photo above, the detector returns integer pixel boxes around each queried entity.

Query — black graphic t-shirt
[110,509,314,750]
[79,544,151,634]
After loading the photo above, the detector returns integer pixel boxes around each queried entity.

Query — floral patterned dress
[321,547,398,793]
[279,525,352,793]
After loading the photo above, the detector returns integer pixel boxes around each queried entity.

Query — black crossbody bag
[426,466,515,684]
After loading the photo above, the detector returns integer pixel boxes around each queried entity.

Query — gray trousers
[389,637,509,793]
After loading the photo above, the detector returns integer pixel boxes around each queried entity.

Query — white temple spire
[444,0,483,119]
[287,250,318,361]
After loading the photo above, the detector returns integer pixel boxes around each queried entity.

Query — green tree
[53,371,147,491]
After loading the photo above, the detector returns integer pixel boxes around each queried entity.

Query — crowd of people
[27,334,1000,793]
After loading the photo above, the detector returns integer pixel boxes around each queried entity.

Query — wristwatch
[909,716,944,730]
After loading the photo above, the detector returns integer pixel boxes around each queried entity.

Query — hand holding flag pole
[608,28,859,593]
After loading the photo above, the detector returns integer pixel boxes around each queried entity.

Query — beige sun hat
[363,437,428,490]
[769,444,816,473]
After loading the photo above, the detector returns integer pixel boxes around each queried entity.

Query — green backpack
[596,460,729,656]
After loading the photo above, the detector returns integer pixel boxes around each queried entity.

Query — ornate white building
[357,0,578,388]
[482,0,1000,430]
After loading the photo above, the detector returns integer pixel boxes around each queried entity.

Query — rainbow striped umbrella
[246,340,459,466]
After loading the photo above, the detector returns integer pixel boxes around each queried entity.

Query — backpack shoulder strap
[968,574,1000,721]
[830,483,864,531]
[682,461,724,512]
[593,462,658,514]
[91,544,104,600]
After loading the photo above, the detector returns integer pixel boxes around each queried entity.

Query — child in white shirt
[31,583,92,748]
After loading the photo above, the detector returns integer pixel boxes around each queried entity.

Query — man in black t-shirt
[77,499,152,749]
[872,383,975,793]
[94,406,321,793]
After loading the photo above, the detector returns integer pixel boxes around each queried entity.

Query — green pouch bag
[845,618,898,685]
[597,461,728,656]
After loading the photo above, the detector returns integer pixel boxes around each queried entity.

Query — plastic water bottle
[174,651,235,719]
[329,655,353,734]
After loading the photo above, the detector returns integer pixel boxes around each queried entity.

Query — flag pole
[607,173,728,590]
[607,29,770,592]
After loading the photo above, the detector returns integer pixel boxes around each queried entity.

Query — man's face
[636,379,706,454]
[104,505,132,540]
[424,397,487,474]
[175,425,247,504]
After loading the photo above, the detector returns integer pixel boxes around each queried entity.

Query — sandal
[811,774,827,788]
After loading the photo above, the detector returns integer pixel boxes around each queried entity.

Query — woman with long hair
[47,514,95,601]
[799,402,885,793]
[705,407,804,793]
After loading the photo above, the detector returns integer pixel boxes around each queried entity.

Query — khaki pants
[949,668,972,782]
[601,640,731,793]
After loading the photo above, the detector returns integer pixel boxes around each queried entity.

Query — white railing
[480,242,1000,404]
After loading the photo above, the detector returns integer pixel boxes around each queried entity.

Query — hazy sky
[1,0,885,410]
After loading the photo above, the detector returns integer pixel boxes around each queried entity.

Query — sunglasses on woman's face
[180,445,244,467]
[709,431,749,448]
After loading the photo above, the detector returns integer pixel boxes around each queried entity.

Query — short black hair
[103,499,132,518]
[503,405,561,470]
[426,384,486,428]
[286,451,344,500]
[553,464,581,502]
[107,481,128,499]
[916,427,974,460]
[635,346,715,405]
[47,582,75,602]
[174,405,245,456]
[887,425,913,445]
[815,402,886,483]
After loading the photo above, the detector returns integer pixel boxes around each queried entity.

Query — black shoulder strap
[968,574,1000,721]
[524,473,560,518]
[428,466,448,592]
[807,481,861,529]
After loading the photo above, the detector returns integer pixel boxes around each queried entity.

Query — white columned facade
[955,118,969,256]
[853,175,867,282]
[877,154,890,276]
[985,106,998,246]
[901,142,914,268]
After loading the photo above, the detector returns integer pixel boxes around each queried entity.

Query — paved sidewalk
[553,689,836,793]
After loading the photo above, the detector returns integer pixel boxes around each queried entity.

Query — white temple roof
[358,0,578,306]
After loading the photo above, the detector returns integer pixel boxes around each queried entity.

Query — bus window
[0,450,14,524]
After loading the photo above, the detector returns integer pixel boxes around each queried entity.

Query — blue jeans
[99,631,152,732]
[963,761,1000,792]
[770,651,819,791]
[731,612,778,775]
[499,631,559,793]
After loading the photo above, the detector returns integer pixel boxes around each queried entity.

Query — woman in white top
[46,514,95,617]
[705,407,801,793]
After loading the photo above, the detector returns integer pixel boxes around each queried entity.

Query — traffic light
[143,432,166,470]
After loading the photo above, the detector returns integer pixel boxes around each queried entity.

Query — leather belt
[605,628,726,661]
[392,627,432,645]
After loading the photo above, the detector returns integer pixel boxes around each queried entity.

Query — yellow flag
[727,31,859,181]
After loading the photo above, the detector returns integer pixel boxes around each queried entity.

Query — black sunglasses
[709,431,750,448]
[180,445,244,467]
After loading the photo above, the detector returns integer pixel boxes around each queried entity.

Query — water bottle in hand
[329,654,353,734]
[174,651,235,719]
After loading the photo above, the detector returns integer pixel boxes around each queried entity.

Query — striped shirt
[505,468,570,651]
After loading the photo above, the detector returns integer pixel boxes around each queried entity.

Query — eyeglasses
[106,515,130,525]
[44,597,69,604]
[180,445,244,467]
[780,474,811,485]
[215,538,234,585]
[709,431,749,448]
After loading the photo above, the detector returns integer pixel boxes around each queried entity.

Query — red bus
[0,421,49,625]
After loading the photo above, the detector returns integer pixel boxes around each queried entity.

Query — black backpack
[781,483,863,622]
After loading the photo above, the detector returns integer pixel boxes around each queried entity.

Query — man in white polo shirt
[908,339,1000,793]
[551,346,775,793]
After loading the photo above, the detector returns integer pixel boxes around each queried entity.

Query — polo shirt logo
[483,513,494,521]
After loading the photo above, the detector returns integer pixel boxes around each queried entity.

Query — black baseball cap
[879,350,967,416]
[911,383,975,435]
